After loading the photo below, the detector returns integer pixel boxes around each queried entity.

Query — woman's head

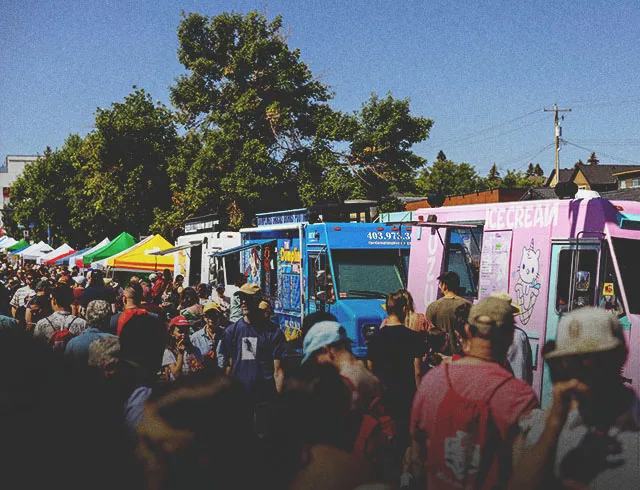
[179,287,198,308]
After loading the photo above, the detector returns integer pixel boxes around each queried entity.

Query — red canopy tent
[44,248,77,266]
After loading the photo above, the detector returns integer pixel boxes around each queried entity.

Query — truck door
[542,238,600,407]
[307,249,333,314]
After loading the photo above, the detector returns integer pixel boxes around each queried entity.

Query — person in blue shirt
[65,299,116,367]
[191,301,227,363]
[220,282,285,407]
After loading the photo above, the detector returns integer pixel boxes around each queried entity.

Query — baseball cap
[544,307,622,359]
[35,279,50,291]
[203,302,222,315]
[216,283,225,291]
[490,291,521,316]
[258,300,272,311]
[238,282,261,296]
[149,273,157,281]
[169,315,191,328]
[73,276,87,287]
[468,296,516,336]
[302,321,350,365]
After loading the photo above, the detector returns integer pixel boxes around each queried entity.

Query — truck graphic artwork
[514,239,541,325]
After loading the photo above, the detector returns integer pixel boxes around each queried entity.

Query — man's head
[123,282,143,306]
[203,302,223,330]
[437,271,460,295]
[35,279,50,294]
[119,315,167,377]
[544,307,626,390]
[386,289,409,324]
[216,283,225,295]
[466,296,516,362]
[51,284,74,312]
[302,321,351,366]
[73,276,87,288]
[85,300,113,332]
[148,273,157,283]
[237,283,262,318]
[175,274,184,284]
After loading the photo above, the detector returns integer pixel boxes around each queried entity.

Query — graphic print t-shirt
[220,317,285,404]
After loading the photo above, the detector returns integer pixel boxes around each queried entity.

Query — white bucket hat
[544,307,623,359]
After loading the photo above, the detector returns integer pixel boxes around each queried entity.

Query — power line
[562,140,640,165]
[446,114,548,150]
[434,108,544,147]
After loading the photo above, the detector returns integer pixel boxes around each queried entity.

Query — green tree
[525,163,535,177]
[534,163,545,177]
[485,163,502,188]
[3,136,88,247]
[436,150,447,162]
[77,88,178,241]
[341,93,433,210]
[416,158,481,197]
[587,152,599,165]
[169,11,337,228]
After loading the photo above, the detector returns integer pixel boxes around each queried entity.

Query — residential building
[0,155,39,227]
[545,161,640,192]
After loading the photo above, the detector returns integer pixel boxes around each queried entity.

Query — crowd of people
[0,260,636,489]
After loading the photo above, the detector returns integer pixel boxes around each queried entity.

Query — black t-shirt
[81,285,115,308]
[367,324,426,421]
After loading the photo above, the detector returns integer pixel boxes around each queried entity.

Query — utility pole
[544,104,572,185]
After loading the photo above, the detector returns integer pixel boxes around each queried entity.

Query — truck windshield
[612,238,640,314]
[332,249,407,299]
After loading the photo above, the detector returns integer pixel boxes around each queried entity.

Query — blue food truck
[214,202,411,357]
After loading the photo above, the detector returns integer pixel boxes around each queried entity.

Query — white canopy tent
[19,241,54,261]
[37,243,74,265]
[74,237,110,269]
[0,237,17,250]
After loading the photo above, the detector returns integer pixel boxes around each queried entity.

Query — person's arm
[273,359,285,393]
[168,350,184,378]
[225,357,233,376]
[508,379,589,490]
[414,358,422,388]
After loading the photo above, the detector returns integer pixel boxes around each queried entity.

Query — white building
[0,155,39,227]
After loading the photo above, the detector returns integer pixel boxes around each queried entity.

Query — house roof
[578,164,640,185]
[521,187,640,202]
[544,163,640,187]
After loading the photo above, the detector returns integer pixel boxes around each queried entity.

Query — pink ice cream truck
[406,197,640,406]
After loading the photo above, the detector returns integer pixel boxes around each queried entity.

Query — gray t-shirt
[425,296,471,354]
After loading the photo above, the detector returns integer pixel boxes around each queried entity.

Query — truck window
[332,249,405,299]
[555,249,598,313]
[598,242,625,316]
[612,238,640,314]
[224,254,241,286]
[443,227,483,298]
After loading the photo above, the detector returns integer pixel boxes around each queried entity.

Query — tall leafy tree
[534,163,545,177]
[485,163,502,188]
[170,11,337,228]
[587,152,599,165]
[343,93,433,210]
[416,158,481,197]
[77,88,178,241]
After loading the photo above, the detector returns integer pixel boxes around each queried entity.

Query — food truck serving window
[332,249,405,298]
[555,249,598,313]
[443,227,483,298]
[612,238,640,314]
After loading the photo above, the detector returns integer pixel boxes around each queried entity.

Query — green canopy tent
[83,232,136,266]
[5,238,30,253]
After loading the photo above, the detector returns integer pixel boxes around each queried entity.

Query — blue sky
[2,0,640,178]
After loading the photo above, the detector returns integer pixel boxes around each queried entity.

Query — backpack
[347,374,397,468]
[426,363,512,490]
[47,316,80,353]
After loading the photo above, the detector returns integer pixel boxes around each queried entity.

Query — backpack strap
[46,316,58,332]
[68,315,80,329]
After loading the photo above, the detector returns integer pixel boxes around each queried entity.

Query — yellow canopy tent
[106,234,175,272]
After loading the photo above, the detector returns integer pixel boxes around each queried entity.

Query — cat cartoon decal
[514,239,541,325]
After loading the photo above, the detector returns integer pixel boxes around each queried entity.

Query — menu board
[478,230,513,298]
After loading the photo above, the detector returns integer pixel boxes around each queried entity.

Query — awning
[617,212,640,231]
[148,240,203,256]
[210,239,275,258]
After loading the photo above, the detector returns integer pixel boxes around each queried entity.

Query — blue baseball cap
[301,321,350,365]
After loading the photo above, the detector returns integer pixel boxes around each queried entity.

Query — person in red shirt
[409,296,538,490]
[116,282,149,336]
